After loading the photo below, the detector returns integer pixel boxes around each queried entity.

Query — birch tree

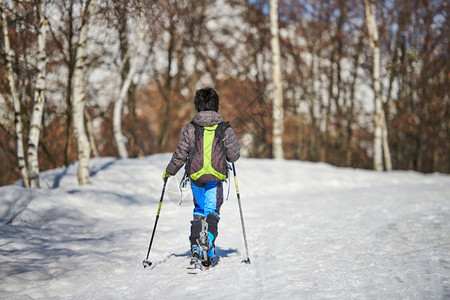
[113,13,146,159]
[72,0,97,185]
[27,0,48,188]
[2,0,29,187]
[364,0,392,171]
[270,0,284,159]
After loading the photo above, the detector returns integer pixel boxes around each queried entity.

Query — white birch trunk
[2,0,29,187]
[27,0,48,188]
[113,30,145,159]
[364,0,391,171]
[270,0,284,159]
[113,74,129,159]
[72,0,97,185]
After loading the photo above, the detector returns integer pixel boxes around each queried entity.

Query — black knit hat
[194,87,219,112]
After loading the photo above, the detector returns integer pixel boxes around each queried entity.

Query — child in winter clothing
[164,87,240,265]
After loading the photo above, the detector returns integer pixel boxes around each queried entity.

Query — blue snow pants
[191,180,223,218]
[189,180,223,250]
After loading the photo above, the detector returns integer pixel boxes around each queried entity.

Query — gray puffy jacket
[166,111,240,182]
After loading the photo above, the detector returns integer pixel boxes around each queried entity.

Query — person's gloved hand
[162,168,171,181]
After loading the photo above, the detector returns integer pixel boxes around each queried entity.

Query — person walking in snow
[163,87,240,267]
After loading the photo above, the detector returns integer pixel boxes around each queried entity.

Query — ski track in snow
[0,154,449,299]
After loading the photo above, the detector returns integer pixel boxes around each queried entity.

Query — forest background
[0,0,448,187]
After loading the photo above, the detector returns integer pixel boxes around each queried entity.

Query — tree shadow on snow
[89,158,120,177]
[50,158,119,189]
[0,223,131,280]
[66,189,140,205]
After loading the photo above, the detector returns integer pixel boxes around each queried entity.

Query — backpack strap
[215,122,230,175]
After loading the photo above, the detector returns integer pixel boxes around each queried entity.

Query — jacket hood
[192,111,224,127]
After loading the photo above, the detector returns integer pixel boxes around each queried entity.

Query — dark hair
[194,88,219,112]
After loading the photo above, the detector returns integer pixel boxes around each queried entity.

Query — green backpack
[185,121,230,182]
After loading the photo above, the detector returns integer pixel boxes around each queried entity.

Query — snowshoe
[194,219,216,267]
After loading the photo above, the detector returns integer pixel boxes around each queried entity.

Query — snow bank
[0,154,449,299]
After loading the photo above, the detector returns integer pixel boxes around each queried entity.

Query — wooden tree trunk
[2,0,29,187]
[85,109,99,158]
[64,74,73,167]
[27,0,48,188]
[381,114,392,170]
[72,0,97,185]
[270,0,284,159]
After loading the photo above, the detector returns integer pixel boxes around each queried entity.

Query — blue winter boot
[206,231,215,260]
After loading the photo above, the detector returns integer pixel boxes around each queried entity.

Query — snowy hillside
[1,154,449,299]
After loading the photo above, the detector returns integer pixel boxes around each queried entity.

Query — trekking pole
[232,163,251,264]
[143,177,168,268]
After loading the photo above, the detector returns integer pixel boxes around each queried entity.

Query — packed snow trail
[0,154,449,299]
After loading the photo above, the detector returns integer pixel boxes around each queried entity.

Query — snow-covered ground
[0,154,449,299]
